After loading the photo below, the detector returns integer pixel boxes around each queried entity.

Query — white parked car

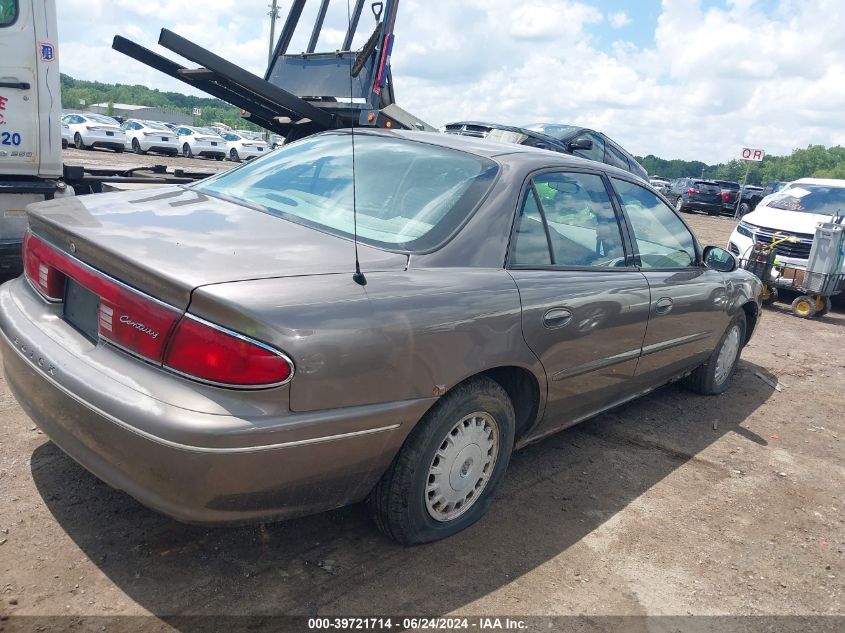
[174,125,226,160]
[121,119,180,156]
[60,119,73,149]
[223,131,270,162]
[61,113,126,151]
[728,177,845,276]
[269,133,284,149]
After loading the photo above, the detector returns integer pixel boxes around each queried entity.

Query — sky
[55,0,845,164]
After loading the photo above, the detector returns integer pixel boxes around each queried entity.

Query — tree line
[59,74,261,131]
[638,144,845,185]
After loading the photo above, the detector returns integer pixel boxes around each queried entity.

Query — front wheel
[132,138,145,154]
[738,202,751,217]
[761,285,778,305]
[675,197,686,213]
[369,376,515,545]
[74,133,87,150]
[229,148,240,162]
[684,312,746,395]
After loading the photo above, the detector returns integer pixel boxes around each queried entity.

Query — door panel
[610,177,731,383]
[512,269,651,434]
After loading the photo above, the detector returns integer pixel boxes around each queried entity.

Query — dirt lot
[0,200,843,631]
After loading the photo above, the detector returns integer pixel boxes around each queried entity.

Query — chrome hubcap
[715,325,741,385]
[425,412,499,522]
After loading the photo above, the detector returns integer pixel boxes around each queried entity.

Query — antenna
[349,0,367,286]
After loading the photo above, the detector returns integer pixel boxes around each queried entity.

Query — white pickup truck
[0,0,212,274]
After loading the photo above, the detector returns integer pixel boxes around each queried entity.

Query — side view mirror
[703,245,737,272]
[567,136,593,151]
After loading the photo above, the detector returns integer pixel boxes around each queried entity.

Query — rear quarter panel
[188,269,546,416]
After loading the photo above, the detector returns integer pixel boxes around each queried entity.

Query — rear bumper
[686,199,722,213]
[0,277,429,524]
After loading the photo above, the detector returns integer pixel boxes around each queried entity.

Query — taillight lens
[23,232,66,300]
[722,192,730,202]
[687,187,699,194]
[164,316,293,387]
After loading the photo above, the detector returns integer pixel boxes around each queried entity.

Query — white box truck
[0,0,212,274]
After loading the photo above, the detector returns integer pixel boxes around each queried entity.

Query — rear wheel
[738,202,751,217]
[814,295,830,317]
[74,133,87,150]
[675,197,686,213]
[369,376,515,545]
[791,295,816,318]
[684,312,746,395]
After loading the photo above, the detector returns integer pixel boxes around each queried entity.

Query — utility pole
[268,0,280,67]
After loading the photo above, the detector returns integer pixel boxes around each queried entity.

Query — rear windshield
[143,120,170,130]
[86,114,119,125]
[0,0,17,27]
[767,184,845,215]
[195,133,499,251]
[195,127,219,136]
[694,181,719,190]
[716,181,740,190]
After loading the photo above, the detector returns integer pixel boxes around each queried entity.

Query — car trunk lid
[26,185,409,309]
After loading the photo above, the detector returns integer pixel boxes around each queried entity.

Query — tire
[675,197,686,213]
[132,139,145,154]
[182,143,193,158]
[761,285,778,306]
[791,295,816,319]
[215,154,224,161]
[738,202,751,217]
[684,312,746,395]
[369,376,515,545]
[815,296,831,317]
[61,139,68,149]
[74,133,87,150]
[229,148,240,162]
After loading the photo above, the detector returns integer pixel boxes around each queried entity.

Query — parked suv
[443,121,648,181]
[728,178,845,275]
[664,178,723,215]
[713,180,741,214]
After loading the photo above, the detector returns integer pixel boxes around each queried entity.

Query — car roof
[333,129,641,180]
[793,178,845,188]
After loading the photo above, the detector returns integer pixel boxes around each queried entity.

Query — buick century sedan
[0,130,761,544]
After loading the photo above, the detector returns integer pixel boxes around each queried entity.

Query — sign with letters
[741,147,765,161]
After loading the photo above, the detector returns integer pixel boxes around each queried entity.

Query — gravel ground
[0,187,843,631]
[61,146,234,174]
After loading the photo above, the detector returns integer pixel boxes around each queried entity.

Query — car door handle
[543,308,572,329]
[654,297,673,315]
[0,81,31,90]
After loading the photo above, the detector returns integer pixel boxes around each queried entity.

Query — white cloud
[608,11,631,29]
[54,0,845,164]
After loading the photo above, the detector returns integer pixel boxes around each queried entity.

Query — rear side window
[511,172,626,268]
[605,144,630,170]
[0,0,17,27]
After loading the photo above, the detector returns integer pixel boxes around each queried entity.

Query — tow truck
[0,0,431,273]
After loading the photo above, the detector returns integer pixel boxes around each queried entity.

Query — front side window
[612,178,697,269]
[572,132,605,164]
[511,171,626,268]
[0,0,17,27]
[605,144,630,170]
[196,133,499,251]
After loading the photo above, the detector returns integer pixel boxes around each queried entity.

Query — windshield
[522,123,580,141]
[86,114,119,125]
[195,133,499,251]
[766,184,845,216]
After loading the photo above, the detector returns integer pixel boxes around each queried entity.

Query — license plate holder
[63,279,100,343]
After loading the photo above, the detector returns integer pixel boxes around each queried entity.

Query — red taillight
[687,187,699,194]
[23,231,293,387]
[722,192,730,202]
[164,316,293,387]
[23,232,67,300]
